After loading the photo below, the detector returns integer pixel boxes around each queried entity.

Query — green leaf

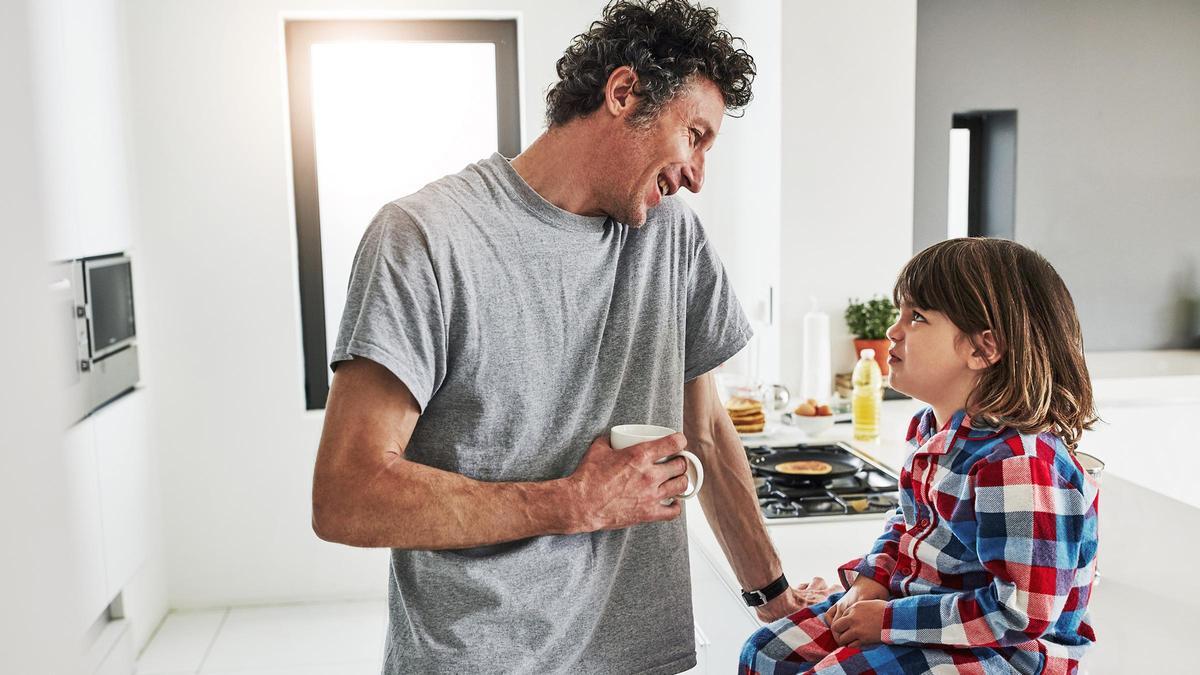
[844,295,898,339]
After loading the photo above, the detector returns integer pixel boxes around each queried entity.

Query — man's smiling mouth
[657,173,675,197]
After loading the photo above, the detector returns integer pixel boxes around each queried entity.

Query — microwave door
[85,256,136,360]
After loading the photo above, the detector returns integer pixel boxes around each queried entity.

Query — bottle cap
[860,348,875,358]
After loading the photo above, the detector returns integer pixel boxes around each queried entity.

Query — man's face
[605,77,725,226]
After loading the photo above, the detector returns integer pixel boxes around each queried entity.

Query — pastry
[774,460,833,475]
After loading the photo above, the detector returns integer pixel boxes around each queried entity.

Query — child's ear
[967,330,1002,371]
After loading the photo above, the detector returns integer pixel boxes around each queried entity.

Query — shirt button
[917,519,930,528]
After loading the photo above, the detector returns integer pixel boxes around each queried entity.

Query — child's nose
[885,319,902,342]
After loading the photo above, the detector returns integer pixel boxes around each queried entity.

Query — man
[312,1,831,672]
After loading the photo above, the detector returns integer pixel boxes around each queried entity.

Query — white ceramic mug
[609,424,705,505]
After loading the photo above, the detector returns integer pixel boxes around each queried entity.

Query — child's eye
[911,310,926,323]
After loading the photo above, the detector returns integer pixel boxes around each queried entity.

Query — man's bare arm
[684,372,833,620]
[311,358,690,550]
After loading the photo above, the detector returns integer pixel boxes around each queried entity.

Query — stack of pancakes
[725,397,765,434]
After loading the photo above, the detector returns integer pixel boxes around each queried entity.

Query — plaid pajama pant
[740,592,1041,674]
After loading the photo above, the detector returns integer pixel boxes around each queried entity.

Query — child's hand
[823,575,888,627]
[829,599,886,648]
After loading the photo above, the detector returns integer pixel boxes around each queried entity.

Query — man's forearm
[313,452,577,550]
[691,414,782,591]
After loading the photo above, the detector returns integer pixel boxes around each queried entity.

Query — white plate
[738,423,780,441]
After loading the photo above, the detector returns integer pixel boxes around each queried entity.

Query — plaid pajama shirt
[741,407,1099,674]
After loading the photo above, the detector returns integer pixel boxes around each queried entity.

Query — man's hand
[829,599,886,648]
[563,433,691,533]
[755,576,839,622]
[823,575,889,628]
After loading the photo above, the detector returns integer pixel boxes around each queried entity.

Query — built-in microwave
[51,253,140,423]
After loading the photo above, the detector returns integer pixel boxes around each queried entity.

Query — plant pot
[853,338,891,376]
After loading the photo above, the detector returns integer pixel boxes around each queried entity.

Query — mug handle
[660,450,705,505]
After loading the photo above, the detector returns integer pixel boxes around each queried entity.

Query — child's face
[884,303,983,404]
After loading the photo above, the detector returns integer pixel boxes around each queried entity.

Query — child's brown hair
[893,237,1097,449]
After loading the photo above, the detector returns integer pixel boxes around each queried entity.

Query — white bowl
[785,412,836,436]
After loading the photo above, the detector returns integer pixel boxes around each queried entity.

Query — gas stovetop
[744,442,901,522]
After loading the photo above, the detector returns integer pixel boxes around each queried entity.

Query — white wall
[0,1,88,671]
[914,0,1200,351]
[779,0,917,391]
[122,0,782,608]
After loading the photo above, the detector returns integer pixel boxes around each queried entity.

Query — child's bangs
[892,246,959,314]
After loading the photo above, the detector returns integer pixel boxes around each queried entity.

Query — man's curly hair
[545,0,756,128]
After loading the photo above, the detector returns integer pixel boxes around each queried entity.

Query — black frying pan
[750,448,863,481]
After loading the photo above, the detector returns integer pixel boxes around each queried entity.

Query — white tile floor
[136,594,1158,674]
[136,600,387,675]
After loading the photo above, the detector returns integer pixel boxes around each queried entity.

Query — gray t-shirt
[330,153,751,674]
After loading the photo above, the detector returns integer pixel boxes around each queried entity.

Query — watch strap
[741,573,789,607]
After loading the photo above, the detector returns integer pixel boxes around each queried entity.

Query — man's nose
[681,156,705,193]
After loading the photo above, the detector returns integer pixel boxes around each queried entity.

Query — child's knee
[740,623,779,662]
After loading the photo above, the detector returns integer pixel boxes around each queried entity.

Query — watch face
[742,590,766,606]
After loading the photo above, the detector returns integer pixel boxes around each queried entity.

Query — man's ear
[967,329,1002,371]
[604,65,640,118]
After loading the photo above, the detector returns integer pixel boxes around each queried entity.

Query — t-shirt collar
[484,153,612,233]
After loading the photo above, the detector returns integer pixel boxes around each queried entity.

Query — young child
[741,238,1099,674]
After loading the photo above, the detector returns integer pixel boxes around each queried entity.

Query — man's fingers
[654,498,684,521]
[802,590,827,605]
[657,474,690,499]
[642,432,688,461]
[654,456,688,478]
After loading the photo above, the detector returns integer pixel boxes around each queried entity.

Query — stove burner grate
[746,443,901,520]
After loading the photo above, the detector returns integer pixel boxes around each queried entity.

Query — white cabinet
[62,418,108,637]
[93,388,151,596]
[29,0,134,262]
[61,388,152,639]
[689,541,760,674]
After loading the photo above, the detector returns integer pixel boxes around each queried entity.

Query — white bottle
[800,298,831,404]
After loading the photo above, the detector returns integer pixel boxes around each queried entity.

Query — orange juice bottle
[852,349,882,441]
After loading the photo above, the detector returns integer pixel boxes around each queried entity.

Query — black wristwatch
[741,573,789,607]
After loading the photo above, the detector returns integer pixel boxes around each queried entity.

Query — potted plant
[844,296,898,376]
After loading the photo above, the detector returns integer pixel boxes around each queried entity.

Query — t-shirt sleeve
[682,230,753,382]
[329,202,447,411]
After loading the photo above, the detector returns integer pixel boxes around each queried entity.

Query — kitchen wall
[778,0,918,386]
[0,2,86,672]
[122,0,784,608]
[914,0,1200,350]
